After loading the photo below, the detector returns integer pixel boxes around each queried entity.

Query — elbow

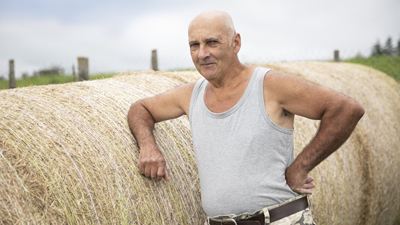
[354,103,365,119]
[127,100,144,121]
[346,99,365,122]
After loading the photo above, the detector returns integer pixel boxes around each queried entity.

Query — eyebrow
[205,37,219,42]
[189,36,220,45]
[189,40,199,45]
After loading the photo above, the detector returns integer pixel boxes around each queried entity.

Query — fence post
[72,65,77,81]
[8,59,16,89]
[77,57,89,81]
[334,50,340,62]
[151,49,159,71]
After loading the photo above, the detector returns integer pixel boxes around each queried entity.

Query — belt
[208,196,309,225]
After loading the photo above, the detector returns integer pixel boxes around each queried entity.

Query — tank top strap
[189,78,206,123]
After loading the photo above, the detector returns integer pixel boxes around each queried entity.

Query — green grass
[0,73,115,90]
[345,55,400,81]
[1,57,398,90]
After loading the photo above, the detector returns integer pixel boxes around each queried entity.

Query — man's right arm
[127,83,194,181]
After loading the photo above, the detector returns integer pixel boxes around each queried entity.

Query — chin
[199,68,218,80]
[199,70,217,80]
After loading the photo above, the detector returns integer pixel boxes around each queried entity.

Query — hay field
[0,62,399,225]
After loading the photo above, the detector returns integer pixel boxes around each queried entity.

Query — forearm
[127,100,158,150]
[128,100,170,180]
[292,99,365,172]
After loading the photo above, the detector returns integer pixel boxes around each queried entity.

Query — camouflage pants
[205,195,316,225]
[270,208,315,225]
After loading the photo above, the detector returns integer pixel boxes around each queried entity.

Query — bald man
[128,11,364,225]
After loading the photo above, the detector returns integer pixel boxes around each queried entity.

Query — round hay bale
[0,63,399,225]
[0,71,204,224]
[267,62,400,225]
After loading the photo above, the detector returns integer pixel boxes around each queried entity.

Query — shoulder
[262,69,307,101]
[141,81,196,119]
[166,82,196,109]
[262,69,357,119]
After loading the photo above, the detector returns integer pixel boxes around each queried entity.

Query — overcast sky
[0,0,399,78]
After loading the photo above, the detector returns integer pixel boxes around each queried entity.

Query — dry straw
[0,62,399,225]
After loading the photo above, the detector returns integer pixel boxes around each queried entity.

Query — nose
[198,44,210,60]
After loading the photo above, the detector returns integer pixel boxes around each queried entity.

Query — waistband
[207,195,310,225]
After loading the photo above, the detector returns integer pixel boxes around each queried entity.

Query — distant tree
[355,52,365,58]
[22,72,29,79]
[382,37,395,56]
[397,38,400,56]
[34,66,65,76]
[0,75,5,81]
[371,40,382,56]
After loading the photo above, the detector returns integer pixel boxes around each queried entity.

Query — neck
[208,61,249,89]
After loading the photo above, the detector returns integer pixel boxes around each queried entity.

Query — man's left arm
[266,70,365,194]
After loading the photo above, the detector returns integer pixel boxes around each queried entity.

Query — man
[127,11,364,225]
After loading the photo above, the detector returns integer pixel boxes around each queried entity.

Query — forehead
[188,29,223,42]
[188,21,227,42]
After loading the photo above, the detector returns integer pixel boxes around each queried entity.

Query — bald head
[188,10,236,40]
[187,11,242,79]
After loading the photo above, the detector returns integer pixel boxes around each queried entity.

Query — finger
[165,169,171,181]
[138,158,144,174]
[302,182,315,189]
[138,163,144,175]
[296,188,313,195]
[144,165,151,178]
[305,176,314,183]
[157,166,165,180]
[150,166,158,179]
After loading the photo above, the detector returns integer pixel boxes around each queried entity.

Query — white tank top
[189,67,297,217]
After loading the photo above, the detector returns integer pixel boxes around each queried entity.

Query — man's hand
[138,147,170,181]
[285,164,315,194]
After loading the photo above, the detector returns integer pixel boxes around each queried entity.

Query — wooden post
[8,59,16,89]
[334,50,340,62]
[397,40,400,56]
[151,49,159,71]
[77,57,89,81]
[72,65,77,81]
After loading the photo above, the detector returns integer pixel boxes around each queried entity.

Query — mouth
[200,62,216,66]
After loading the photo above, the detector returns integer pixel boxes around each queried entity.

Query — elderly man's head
[188,11,241,80]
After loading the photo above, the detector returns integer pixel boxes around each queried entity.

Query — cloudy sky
[0,0,399,78]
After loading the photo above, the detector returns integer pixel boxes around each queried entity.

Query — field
[0,56,398,90]
[1,62,399,225]
[345,55,400,81]
[0,73,114,90]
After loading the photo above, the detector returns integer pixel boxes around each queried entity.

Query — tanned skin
[127,11,365,194]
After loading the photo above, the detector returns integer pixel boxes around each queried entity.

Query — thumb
[305,176,314,183]
[165,168,171,181]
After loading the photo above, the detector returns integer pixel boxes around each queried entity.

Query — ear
[233,33,241,53]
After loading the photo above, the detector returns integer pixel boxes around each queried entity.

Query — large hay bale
[268,62,400,225]
[0,71,203,225]
[0,63,399,225]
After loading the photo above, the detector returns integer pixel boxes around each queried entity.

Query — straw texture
[0,63,399,225]
[267,62,400,225]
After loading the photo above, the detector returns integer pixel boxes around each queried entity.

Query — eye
[189,43,199,50]
[207,40,219,47]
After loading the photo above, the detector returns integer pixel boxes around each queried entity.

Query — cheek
[190,52,198,62]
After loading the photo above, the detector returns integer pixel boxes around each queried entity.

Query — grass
[1,56,398,90]
[345,55,400,81]
[0,73,115,90]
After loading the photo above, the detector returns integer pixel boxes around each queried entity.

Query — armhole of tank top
[258,68,294,135]
[188,78,205,124]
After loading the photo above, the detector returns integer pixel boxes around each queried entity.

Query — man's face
[188,23,238,80]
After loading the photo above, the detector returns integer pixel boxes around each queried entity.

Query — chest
[203,85,247,113]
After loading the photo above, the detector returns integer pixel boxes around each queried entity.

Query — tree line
[371,37,400,57]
